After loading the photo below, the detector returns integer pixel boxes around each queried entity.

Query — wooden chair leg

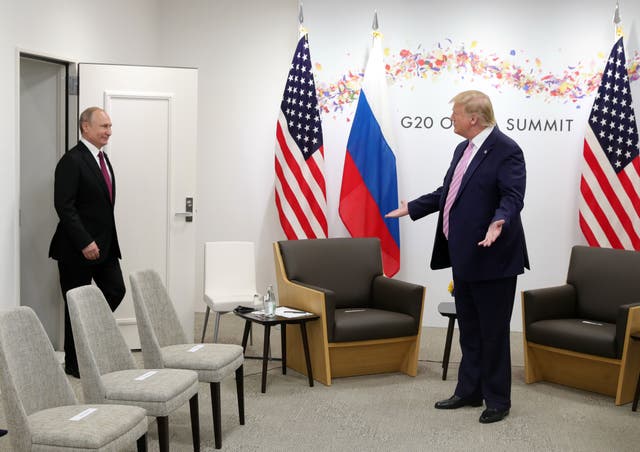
[189,394,200,451]
[157,416,169,452]
[201,306,211,343]
[210,382,222,449]
[236,365,245,425]
[136,433,148,452]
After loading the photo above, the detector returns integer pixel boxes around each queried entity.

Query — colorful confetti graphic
[315,40,640,115]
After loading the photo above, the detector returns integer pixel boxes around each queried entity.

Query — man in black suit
[49,107,125,378]
[387,91,528,423]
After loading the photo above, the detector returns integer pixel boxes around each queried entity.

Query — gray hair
[78,107,104,133]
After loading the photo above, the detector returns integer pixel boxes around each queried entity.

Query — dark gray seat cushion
[527,318,617,358]
[333,308,417,342]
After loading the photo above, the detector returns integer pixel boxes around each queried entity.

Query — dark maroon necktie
[98,151,113,202]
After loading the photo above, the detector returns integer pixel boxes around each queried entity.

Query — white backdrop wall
[307,0,640,330]
[0,0,162,310]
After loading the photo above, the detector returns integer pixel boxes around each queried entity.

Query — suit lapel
[457,128,499,195]
[78,142,112,204]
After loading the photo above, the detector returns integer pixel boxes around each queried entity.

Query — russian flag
[339,32,400,276]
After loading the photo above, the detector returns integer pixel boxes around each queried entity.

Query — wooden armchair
[522,245,640,404]
[274,237,425,386]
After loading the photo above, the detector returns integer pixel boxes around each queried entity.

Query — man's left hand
[478,219,505,247]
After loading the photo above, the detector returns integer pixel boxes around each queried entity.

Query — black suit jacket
[408,127,529,281]
[49,141,121,265]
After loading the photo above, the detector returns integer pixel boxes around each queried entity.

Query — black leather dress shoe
[434,395,483,409]
[479,407,509,423]
[64,365,80,379]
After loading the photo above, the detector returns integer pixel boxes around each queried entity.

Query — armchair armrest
[522,284,576,328]
[371,276,425,326]
[290,280,337,335]
[616,302,640,358]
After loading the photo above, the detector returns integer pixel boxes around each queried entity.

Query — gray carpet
[1,313,639,451]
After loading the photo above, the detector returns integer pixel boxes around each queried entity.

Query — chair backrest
[130,269,188,368]
[67,285,137,404]
[278,237,383,308]
[0,307,77,450]
[204,241,257,302]
[568,245,640,322]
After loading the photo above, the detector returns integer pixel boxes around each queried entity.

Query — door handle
[175,197,194,222]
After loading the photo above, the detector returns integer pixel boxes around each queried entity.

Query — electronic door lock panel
[175,197,194,222]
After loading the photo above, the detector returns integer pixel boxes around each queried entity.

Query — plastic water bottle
[264,285,276,317]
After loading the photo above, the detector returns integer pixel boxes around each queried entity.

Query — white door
[79,64,198,348]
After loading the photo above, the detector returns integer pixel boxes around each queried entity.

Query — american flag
[579,37,640,250]
[275,34,327,239]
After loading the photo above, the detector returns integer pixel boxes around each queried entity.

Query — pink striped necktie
[98,151,113,202]
[442,141,474,239]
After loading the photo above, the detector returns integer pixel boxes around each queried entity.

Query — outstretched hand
[478,219,505,247]
[385,200,409,218]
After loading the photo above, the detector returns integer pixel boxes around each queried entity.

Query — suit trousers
[453,276,517,410]
[58,255,125,371]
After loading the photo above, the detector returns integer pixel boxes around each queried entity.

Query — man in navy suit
[387,90,528,423]
[49,107,125,378]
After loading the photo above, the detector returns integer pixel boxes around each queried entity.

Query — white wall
[0,0,162,309]
[156,0,297,304]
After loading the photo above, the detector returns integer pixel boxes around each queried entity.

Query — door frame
[17,49,74,349]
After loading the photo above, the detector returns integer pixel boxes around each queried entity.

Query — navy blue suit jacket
[408,127,529,281]
[49,141,121,266]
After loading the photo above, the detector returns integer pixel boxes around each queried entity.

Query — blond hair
[450,90,496,127]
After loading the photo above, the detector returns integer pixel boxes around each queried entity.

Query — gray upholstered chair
[522,245,640,405]
[67,286,201,452]
[129,269,245,450]
[0,306,149,451]
[274,237,425,385]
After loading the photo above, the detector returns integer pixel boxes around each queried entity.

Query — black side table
[234,309,319,393]
[438,302,457,381]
